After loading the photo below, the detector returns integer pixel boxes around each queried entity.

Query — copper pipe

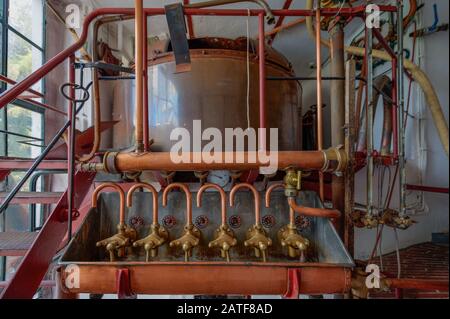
[98,149,346,173]
[197,183,227,226]
[230,183,261,226]
[265,183,295,224]
[315,6,324,201]
[385,278,449,291]
[127,183,159,225]
[287,197,340,219]
[92,183,126,224]
[162,183,193,225]
[143,13,150,152]
[264,17,306,38]
[135,0,144,151]
[184,0,275,25]
[258,12,266,151]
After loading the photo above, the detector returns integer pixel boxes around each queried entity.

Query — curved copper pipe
[92,183,126,224]
[127,183,159,225]
[230,183,261,226]
[287,197,340,220]
[264,183,295,225]
[162,183,192,225]
[197,183,227,226]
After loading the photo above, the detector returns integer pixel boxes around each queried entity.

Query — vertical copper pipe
[230,183,261,226]
[258,13,266,151]
[92,183,126,225]
[162,183,193,225]
[329,22,345,236]
[315,6,324,201]
[197,183,227,225]
[127,183,159,225]
[135,0,144,151]
[265,183,295,224]
[143,13,150,152]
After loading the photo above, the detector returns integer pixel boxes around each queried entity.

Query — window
[0,0,45,160]
[0,0,45,281]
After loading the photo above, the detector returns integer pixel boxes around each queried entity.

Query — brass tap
[197,183,237,262]
[96,223,137,262]
[266,183,310,260]
[230,183,272,262]
[163,183,200,262]
[279,223,309,261]
[283,168,302,197]
[381,209,416,230]
[93,183,137,262]
[127,183,168,261]
[244,225,272,263]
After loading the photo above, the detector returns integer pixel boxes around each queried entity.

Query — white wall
[302,1,449,260]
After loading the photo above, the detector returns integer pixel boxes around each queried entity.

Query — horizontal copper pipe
[127,183,159,225]
[63,264,351,295]
[386,278,449,291]
[94,149,346,173]
[92,183,126,224]
[288,197,341,219]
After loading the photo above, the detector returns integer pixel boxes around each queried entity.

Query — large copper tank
[109,37,302,152]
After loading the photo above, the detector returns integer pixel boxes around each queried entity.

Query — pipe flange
[103,152,119,174]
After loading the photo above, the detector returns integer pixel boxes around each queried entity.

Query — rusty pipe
[197,183,227,226]
[265,183,295,225]
[162,183,193,225]
[315,6,325,201]
[230,183,261,226]
[357,75,393,155]
[184,0,275,24]
[385,278,449,291]
[287,197,340,219]
[127,183,159,225]
[92,183,126,225]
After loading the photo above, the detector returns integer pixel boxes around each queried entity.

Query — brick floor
[368,242,449,299]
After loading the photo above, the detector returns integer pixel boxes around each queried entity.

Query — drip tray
[59,191,354,295]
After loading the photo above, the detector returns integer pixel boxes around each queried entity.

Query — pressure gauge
[207,170,230,188]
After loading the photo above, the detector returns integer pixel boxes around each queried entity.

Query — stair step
[0,232,38,256]
[0,192,63,204]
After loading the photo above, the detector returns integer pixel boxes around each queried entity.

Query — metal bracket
[116,268,136,299]
[165,3,192,73]
[284,268,301,299]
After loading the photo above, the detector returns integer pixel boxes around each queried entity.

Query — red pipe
[268,0,293,44]
[387,278,449,291]
[406,184,449,194]
[184,0,195,38]
[258,12,266,152]
[143,14,150,152]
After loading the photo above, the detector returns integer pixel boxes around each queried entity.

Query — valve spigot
[197,183,237,262]
[209,225,238,262]
[127,182,167,261]
[93,183,136,262]
[244,224,272,262]
[133,224,168,261]
[96,223,137,262]
[279,224,309,261]
[169,224,201,262]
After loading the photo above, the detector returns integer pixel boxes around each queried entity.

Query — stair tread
[0,192,63,204]
[0,231,38,256]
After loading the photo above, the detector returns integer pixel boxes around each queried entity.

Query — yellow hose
[306,0,449,156]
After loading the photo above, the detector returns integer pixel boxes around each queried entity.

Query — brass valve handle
[133,224,168,261]
[244,225,272,262]
[169,224,201,262]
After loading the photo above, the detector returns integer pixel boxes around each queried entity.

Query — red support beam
[0,172,95,299]
[268,0,293,45]
[183,0,195,38]
[0,159,67,171]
